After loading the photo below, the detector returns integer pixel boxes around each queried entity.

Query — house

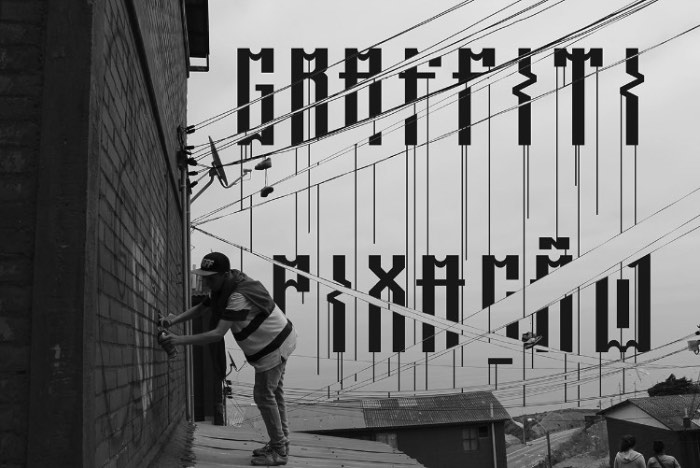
[256,391,511,468]
[599,394,700,467]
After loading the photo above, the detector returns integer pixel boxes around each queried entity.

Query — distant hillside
[546,421,609,468]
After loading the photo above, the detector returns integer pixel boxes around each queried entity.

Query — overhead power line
[190,3,689,226]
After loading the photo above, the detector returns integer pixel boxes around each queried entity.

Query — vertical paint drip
[308,145,311,234]
[526,146,530,219]
[465,145,468,261]
[619,98,624,282]
[241,146,246,272]
[249,194,253,252]
[577,287,580,406]
[354,144,358,362]
[426,81,430,255]
[634,146,638,224]
[397,352,401,392]
[596,68,600,215]
[599,353,602,397]
[577,144,582,407]
[487,75,492,346]
[488,79,492,255]
[574,146,578,186]
[413,143,417,346]
[373,164,376,244]
[522,146,527,384]
[555,68,560,238]
[405,146,410,349]
[577,147,581,258]
[295,149,298,255]
[461,145,465,367]
[240,146,245,212]
[619,96,623,236]
[425,352,429,390]
[634,270,638,364]
[317,185,320,375]
[564,354,568,402]
[452,349,456,389]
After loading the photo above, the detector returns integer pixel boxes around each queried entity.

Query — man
[159,252,296,466]
[648,440,681,468]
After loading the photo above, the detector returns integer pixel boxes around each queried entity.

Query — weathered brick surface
[0,96,40,119]
[0,1,45,24]
[1,0,190,466]
[92,0,189,467]
[0,23,42,45]
[0,374,28,467]
[0,44,43,71]
[0,121,40,146]
[0,174,35,202]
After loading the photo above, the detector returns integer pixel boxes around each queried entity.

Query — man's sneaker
[252,443,270,457]
[251,448,287,466]
[252,442,290,457]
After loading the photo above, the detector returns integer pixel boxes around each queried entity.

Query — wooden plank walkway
[190,422,425,468]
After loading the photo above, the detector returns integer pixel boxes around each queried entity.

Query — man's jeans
[253,358,289,451]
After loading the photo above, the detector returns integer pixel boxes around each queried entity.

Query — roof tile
[362,391,510,429]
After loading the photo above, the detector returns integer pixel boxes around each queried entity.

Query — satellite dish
[208,136,228,186]
[191,137,250,203]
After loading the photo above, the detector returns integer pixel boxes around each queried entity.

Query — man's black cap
[193,252,230,276]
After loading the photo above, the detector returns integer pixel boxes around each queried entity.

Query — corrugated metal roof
[362,391,511,429]
[600,394,700,431]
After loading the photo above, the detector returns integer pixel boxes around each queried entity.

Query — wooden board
[189,422,425,468]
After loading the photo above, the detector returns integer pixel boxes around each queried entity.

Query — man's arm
[160,318,232,346]
[159,301,209,327]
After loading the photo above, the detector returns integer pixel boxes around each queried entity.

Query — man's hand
[158,313,179,328]
[158,330,180,346]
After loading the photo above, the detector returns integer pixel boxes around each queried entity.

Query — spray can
[157,330,178,358]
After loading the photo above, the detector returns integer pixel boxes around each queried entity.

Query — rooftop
[599,394,700,431]
[363,391,510,429]
[187,421,424,467]
[269,391,510,433]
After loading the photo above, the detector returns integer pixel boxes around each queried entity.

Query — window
[479,426,489,438]
[376,432,398,449]
[462,427,479,451]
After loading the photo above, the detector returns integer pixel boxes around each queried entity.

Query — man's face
[203,272,226,292]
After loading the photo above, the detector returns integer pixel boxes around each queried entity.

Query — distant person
[647,440,681,468]
[614,434,646,468]
[159,252,296,466]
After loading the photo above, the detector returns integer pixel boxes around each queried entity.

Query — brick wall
[0,1,45,466]
[94,0,189,466]
[0,0,192,466]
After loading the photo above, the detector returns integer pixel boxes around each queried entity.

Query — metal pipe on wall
[182,163,194,422]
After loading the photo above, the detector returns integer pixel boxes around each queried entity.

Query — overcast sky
[187,0,700,415]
